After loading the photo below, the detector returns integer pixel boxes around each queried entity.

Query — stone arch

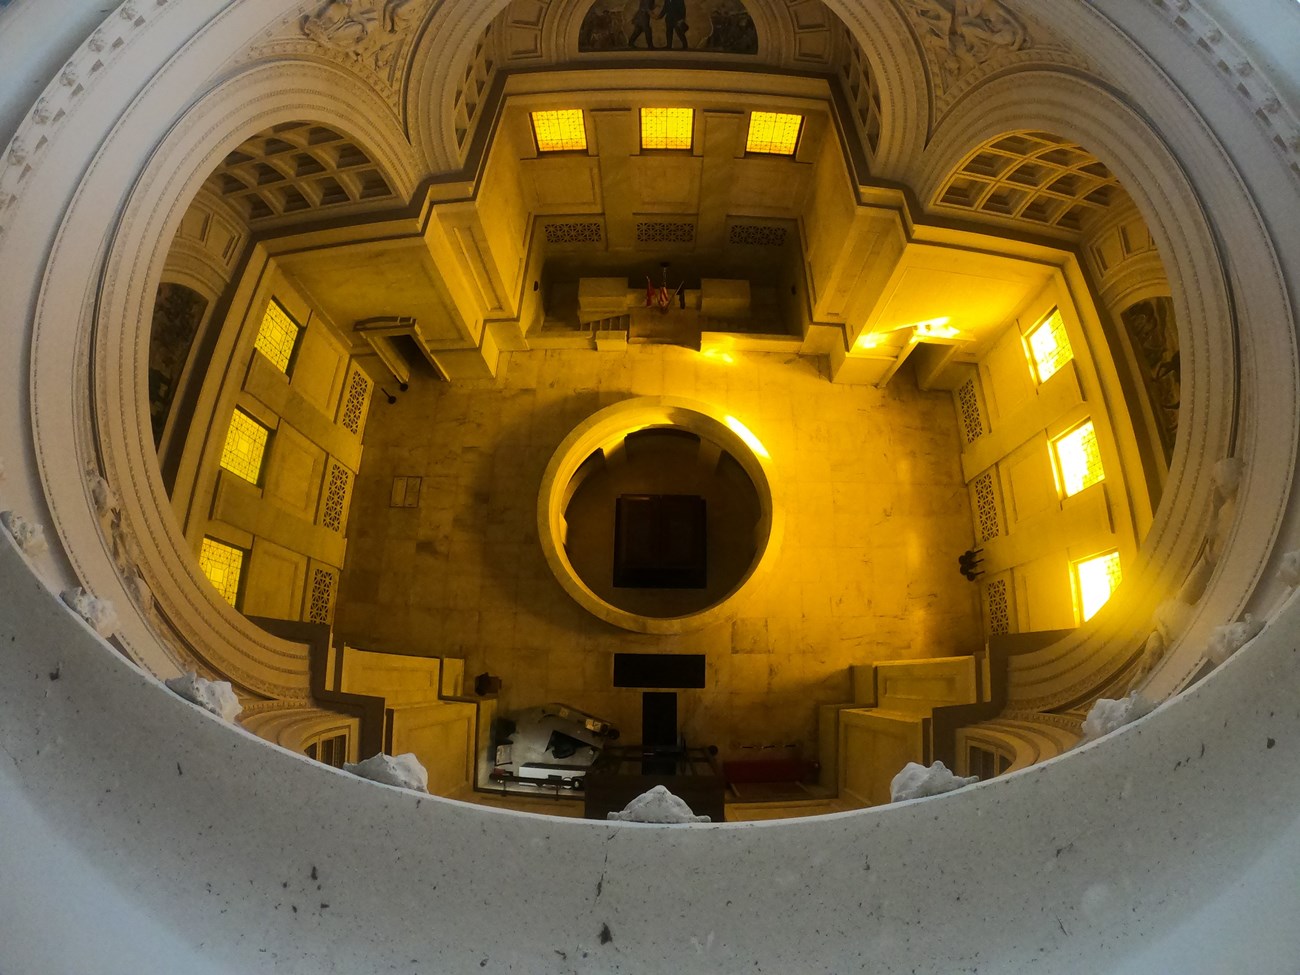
[916,68,1298,704]
[28,58,420,694]
[817,0,928,175]
[405,0,514,170]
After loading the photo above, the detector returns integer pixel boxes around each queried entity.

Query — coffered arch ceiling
[204,121,401,228]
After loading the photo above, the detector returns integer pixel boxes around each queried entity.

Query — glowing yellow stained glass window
[220,409,270,485]
[199,537,244,607]
[255,299,301,373]
[640,108,694,150]
[1026,308,1073,383]
[1074,550,1122,622]
[746,112,803,155]
[531,110,587,152]
[1052,420,1104,497]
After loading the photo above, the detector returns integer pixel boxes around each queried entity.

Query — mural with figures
[148,283,209,447]
[1120,296,1180,463]
[578,0,758,54]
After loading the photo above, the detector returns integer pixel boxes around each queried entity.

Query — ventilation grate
[307,566,336,624]
[728,224,788,247]
[544,221,603,244]
[636,221,695,243]
[974,470,1001,542]
[340,367,370,435]
[321,462,350,532]
[957,377,984,444]
[986,578,1010,635]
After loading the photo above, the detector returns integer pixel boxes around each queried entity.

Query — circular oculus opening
[538,397,781,634]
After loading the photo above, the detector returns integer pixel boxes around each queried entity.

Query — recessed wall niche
[538,397,781,633]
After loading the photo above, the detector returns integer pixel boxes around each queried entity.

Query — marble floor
[334,345,983,763]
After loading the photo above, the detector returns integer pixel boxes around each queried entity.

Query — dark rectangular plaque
[641,691,679,776]
[641,692,678,749]
[613,653,706,689]
[613,494,706,588]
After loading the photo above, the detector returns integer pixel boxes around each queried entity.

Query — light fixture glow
[700,336,738,364]
[745,112,803,155]
[724,415,770,459]
[912,316,960,339]
[855,332,881,350]
[640,108,693,150]
[531,109,587,152]
[1075,550,1122,622]
[1052,420,1104,497]
[1026,308,1073,383]
[700,349,735,365]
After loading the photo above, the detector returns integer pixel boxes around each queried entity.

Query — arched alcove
[35,57,420,687]
[914,69,1294,701]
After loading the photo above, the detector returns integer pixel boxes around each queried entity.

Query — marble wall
[334,345,982,760]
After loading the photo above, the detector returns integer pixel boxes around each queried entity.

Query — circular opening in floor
[538,397,780,634]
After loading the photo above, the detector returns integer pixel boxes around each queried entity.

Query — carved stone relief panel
[894,0,1090,120]
[248,0,439,109]
[902,0,1028,90]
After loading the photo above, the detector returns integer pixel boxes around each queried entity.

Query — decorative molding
[500,0,549,64]
[1141,0,1300,182]
[780,0,835,67]
[1130,457,1241,688]
[85,467,195,673]
[0,0,172,244]
[300,0,428,76]
[1000,708,1083,734]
